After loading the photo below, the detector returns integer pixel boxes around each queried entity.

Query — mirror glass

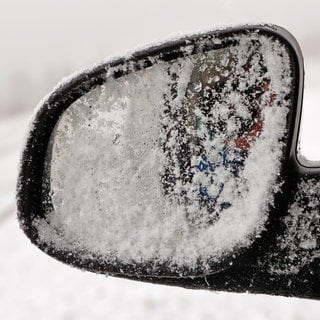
[37,34,294,276]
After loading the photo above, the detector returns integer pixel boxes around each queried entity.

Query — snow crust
[35,34,293,275]
[270,178,320,275]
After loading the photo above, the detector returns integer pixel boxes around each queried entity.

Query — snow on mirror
[38,35,293,277]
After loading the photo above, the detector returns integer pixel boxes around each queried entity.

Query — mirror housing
[17,24,320,299]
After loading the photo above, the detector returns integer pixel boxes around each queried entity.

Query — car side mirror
[17,25,320,299]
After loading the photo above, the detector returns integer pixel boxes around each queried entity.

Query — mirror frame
[17,24,312,298]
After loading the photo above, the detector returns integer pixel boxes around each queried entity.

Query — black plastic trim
[17,24,313,298]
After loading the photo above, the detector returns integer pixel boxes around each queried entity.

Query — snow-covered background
[1,0,320,318]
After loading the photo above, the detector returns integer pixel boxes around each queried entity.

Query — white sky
[1,0,320,75]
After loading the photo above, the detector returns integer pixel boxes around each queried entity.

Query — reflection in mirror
[37,34,293,276]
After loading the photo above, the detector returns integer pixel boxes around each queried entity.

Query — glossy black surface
[17,25,320,299]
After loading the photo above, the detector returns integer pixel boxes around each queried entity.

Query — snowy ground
[1,108,320,319]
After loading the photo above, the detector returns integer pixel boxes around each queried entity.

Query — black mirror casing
[17,24,320,299]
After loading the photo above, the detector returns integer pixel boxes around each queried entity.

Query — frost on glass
[36,34,293,275]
